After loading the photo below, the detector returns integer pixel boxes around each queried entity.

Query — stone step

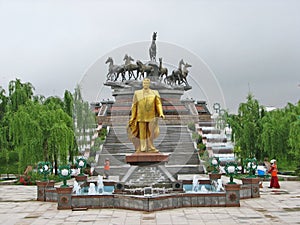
[156,142,195,152]
[105,136,192,142]
[212,148,233,154]
[99,124,202,179]
[101,143,195,154]
[102,144,133,152]
[166,165,205,177]
[97,154,127,166]
[94,166,130,178]
[167,153,200,165]
[124,166,172,186]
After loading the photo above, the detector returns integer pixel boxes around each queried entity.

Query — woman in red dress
[268,159,280,188]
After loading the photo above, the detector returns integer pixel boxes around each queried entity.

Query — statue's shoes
[148,148,159,153]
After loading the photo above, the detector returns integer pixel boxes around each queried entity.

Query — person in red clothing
[104,158,110,179]
[268,159,280,188]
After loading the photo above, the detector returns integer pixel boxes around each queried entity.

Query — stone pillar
[225,184,240,207]
[36,181,55,201]
[56,187,73,210]
[241,178,260,198]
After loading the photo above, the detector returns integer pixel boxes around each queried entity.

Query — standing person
[268,159,280,188]
[128,78,165,153]
[104,158,110,179]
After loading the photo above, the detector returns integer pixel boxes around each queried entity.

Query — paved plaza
[0,180,299,225]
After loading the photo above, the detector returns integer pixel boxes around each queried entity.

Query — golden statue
[128,78,165,153]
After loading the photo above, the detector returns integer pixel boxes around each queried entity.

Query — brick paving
[0,181,299,225]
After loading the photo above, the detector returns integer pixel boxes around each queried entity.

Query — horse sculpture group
[105,55,191,87]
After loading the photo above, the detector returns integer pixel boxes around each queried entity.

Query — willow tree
[0,86,7,120]
[42,97,77,174]
[9,103,43,172]
[8,79,34,112]
[227,93,264,166]
[0,87,9,174]
[0,79,37,173]
[3,79,76,174]
[260,109,290,161]
[63,90,77,161]
[287,102,300,168]
[7,97,77,174]
[73,85,96,152]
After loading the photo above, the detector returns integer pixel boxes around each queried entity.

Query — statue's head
[142,78,151,89]
[152,32,157,41]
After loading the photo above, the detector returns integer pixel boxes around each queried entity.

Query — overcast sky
[0,0,299,113]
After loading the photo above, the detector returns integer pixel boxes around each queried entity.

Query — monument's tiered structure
[94,32,214,184]
[37,33,259,212]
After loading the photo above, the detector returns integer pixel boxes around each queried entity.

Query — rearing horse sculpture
[149,32,157,61]
[180,62,192,85]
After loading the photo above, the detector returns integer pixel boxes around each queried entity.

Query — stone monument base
[126,152,169,166]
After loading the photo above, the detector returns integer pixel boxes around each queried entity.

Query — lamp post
[225,162,238,184]
[58,165,71,187]
[244,158,257,178]
[37,161,52,181]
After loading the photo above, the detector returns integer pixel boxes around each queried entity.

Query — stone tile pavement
[0,181,299,225]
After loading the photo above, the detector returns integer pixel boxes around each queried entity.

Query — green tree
[227,93,264,168]
[0,86,8,120]
[0,79,36,174]
[42,97,77,174]
[8,79,34,112]
[288,119,300,162]
[73,85,96,152]
[0,79,78,174]
[260,110,289,161]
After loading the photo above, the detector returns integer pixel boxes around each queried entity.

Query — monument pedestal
[126,153,169,166]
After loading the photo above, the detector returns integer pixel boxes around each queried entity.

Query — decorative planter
[242,178,260,198]
[75,175,87,183]
[56,187,73,209]
[225,184,241,207]
[209,173,222,181]
[36,181,55,201]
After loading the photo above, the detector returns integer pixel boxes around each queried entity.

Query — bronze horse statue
[105,57,125,82]
[164,59,185,86]
[158,58,168,81]
[136,60,154,79]
[180,62,192,85]
[149,32,157,61]
[123,54,139,80]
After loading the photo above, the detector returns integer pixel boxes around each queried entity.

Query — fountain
[97,175,104,193]
[210,178,224,192]
[192,175,200,192]
[37,32,261,211]
[88,183,96,195]
[72,180,81,195]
